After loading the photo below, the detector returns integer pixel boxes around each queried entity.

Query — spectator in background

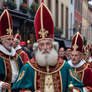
[59,47,67,61]
[22,40,34,59]
[65,47,72,61]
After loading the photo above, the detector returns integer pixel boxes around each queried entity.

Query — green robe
[0,51,23,83]
[12,58,84,92]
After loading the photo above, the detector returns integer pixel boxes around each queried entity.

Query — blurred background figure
[22,40,34,59]
[59,47,67,61]
[13,33,29,65]
[65,47,72,61]
[84,44,92,68]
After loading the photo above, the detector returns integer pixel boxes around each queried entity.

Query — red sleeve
[20,52,29,65]
[83,67,92,92]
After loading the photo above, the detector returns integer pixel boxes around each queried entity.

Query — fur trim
[0,44,16,56]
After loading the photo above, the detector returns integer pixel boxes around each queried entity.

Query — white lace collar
[15,45,21,51]
[0,44,16,56]
[68,59,86,68]
[88,57,92,62]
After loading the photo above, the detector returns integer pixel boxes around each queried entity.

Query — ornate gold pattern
[17,70,25,82]
[0,51,12,82]
[74,63,88,82]
[0,9,12,36]
[59,71,63,92]
[72,32,79,51]
[6,9,12,35]
[69,70,80,82]
[28,58,65,74]
[34,71,37,91]
[6,28,12,35]
[35,70,62,92]
[44,74,54,92]
[16,49,24,64]
[73,44,78,51]
[39,28,48,39]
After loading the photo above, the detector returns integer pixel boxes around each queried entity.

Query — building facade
[88,4,92,44]
[69,0,75,39]
[74,0,82,33]
[0,0,38,43]
[82,0,90,44]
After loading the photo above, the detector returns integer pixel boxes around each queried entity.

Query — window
[61,3,64,31]
[34,0,39,4]
[48,0,51,11]
[71,0,73,4]
[78,0,80,12]
[23,0,27,4]
[56,0,58,27]
[71,13,72,28]
[66,7,68,38]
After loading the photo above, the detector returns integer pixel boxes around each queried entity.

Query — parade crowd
[0,0,92,92]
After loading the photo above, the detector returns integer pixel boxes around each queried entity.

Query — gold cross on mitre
[73,43,78,51]
[39,28,48,39]
[6,28,12,35]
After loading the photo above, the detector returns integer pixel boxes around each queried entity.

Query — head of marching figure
[33,39,59,67]
[84,44,92,61]
[0,8,14,51]
[33,0,59,67]
[13,33,21,48]
[71,32,84,65]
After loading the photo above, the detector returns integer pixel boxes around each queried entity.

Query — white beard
[4,43,12,50]
[35,48,58,67]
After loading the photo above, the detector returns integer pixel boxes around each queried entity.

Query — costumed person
[0,7,23,92]
[68,32,92,92]
[22,40,34,59]
[85,44,92,68]
[12,0,84,92]
[13,33,30,65]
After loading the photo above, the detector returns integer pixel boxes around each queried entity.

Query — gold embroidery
[28,60,65,74]
[39,28,48,39]
[44,74,54,92]
[72,32,79,51]
[6,28,12,35]
[17,70,25,82]
[69,70,80,82]
[73,44,78,51]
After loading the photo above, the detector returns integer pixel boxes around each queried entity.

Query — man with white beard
[0,7,23,92]
[12,0,84,92]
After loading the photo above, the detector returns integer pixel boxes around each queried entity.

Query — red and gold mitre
[71,32,84,52]
[0,8,13,38]
[14,33,21,41]
[85,44,92,53]
[34,0,54,41]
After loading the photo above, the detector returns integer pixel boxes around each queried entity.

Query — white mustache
[41,49,50,54]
